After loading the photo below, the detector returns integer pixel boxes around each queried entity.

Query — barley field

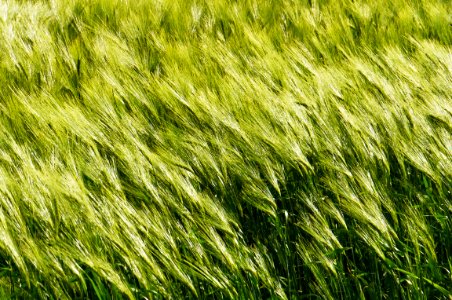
[0,0,451,299]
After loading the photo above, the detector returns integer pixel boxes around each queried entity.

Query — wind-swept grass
[0,0,451,298]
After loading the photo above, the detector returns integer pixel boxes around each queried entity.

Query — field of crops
[0,0,451,298]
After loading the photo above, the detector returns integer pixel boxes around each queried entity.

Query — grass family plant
[0,0,451,298]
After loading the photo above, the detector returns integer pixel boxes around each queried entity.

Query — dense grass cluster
[0,0,451,298]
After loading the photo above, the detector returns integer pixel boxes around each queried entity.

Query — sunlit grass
[0,0,451,298]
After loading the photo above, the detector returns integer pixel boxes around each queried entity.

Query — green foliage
[0,0,451,298]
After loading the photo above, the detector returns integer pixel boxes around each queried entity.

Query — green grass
[0,0,451,298]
